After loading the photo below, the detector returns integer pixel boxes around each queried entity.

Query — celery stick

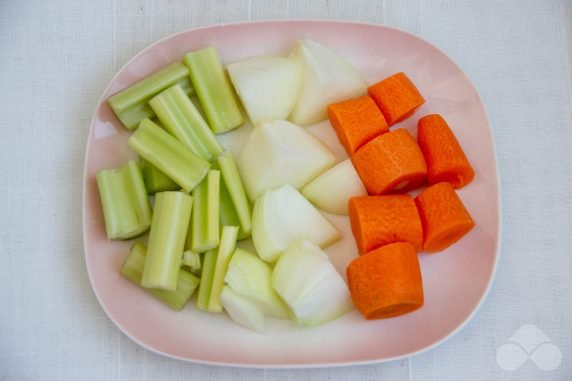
[181,250,201,275]
[140,158,179,194]
[208,225,239,313]
[149,84,223,161]
[121,242,199,310]
[196,249,217,311]
[96,160,152,240]
[128,118,210,193]
[216,153,252,238]
[107,63,194,130]
[183,47,244,134]
[187,170,220,253]
[141,192,193,291]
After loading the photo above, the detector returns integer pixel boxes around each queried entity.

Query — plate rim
[82,18,502,369]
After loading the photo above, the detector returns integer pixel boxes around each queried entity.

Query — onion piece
[220,286,266,333]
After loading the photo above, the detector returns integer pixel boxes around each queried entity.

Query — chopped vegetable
[220,286,266,333]
[121,242,199,310]
[107,62,193,130]
[352,129,427,195]
[414,182,475,252]
[367,72,425,126]
[96,160,152,240]
[196,249,217,311]
[208,225,239,313]
[327,95,388,155]
[417,114,475,188]
[348,195,423,254]
[225,248,288,318]
[252,184,340,263]
[238,120,335,201]
[140,158,179,194]
[181,250,201,275]
[272,240,353,326]
[187,170,220,253]
[227,56,302,125]
[301,159,366,215]
[149,84,223,161]
[184,47,244,134]
[289,39,367,125]
[141,192,193,291]
[128,118,211,193]
[347,242,424,319]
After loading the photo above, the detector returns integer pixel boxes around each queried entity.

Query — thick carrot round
[367,72,425,125]
[347,242,424,320]
[351,128,427,195]
[327,96,389,155]
[348,195,423,254]
[415,182,475,253]
[418,114,475,189]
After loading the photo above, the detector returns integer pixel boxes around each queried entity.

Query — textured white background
[1,1,571,380]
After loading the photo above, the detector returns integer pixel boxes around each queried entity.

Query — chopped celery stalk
[225,249,289,318]
[208,225,239,312]
[96,160,152,240]
[196,249,217,311]
[121,242,199,310]
[183,47,244,134]
[128,118,210,193]
[182,250,201,275]
[220,286,266,333]
[140,158,179,194]
[187,170,220,253]
[107,63,194,130]
[215,153,252,239]
[218,174,243,237]
[141,192,193,291]
[149,84,223,161]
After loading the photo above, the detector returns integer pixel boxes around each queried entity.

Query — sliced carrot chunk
[415,182,475,252]
[418,114,475,189]
[347,242,424,320]
[327,96,389,155]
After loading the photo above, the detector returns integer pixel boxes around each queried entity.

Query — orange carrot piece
[348,195,423,254]
[327,96,389,155]
[367,72,425,125]
[418,114,475,189]
[415,182,475,253]
[347,242,424,320]
[351,129,427,194]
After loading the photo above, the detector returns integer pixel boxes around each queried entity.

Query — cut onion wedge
[220,286,266,333]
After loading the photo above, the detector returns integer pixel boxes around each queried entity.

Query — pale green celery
[196,249,217,311]
[121,242,199,310]
[107,63,194,130]
[207,225,239,313]
[149,84,223,161]
[182,250,201,275]
[96,160,152,240]
[215,153,252,239]
[141,192,193,291]
[140,159,179,194]
[128,118,210,193]
[187,170,220,253]
[183,47,244,134]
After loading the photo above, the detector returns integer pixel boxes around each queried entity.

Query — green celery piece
[149,84,223,161]
[181,250,201,276]
[187,170,220,253]
[216,153,252,238]
[121,242,199,310]
[96,160,152,240]
[141,191,193,291]
[140,158,179,194]
[207,225,239,312]
[196,249,217,311]
[183,47,244,134]
[128,118,210,193]
[107,63,194,130]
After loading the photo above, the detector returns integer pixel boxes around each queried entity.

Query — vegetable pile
[96,39,476,332]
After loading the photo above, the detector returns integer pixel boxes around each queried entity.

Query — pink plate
[83,20,500,368]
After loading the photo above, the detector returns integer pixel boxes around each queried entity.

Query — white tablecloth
[1,1,571,380]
